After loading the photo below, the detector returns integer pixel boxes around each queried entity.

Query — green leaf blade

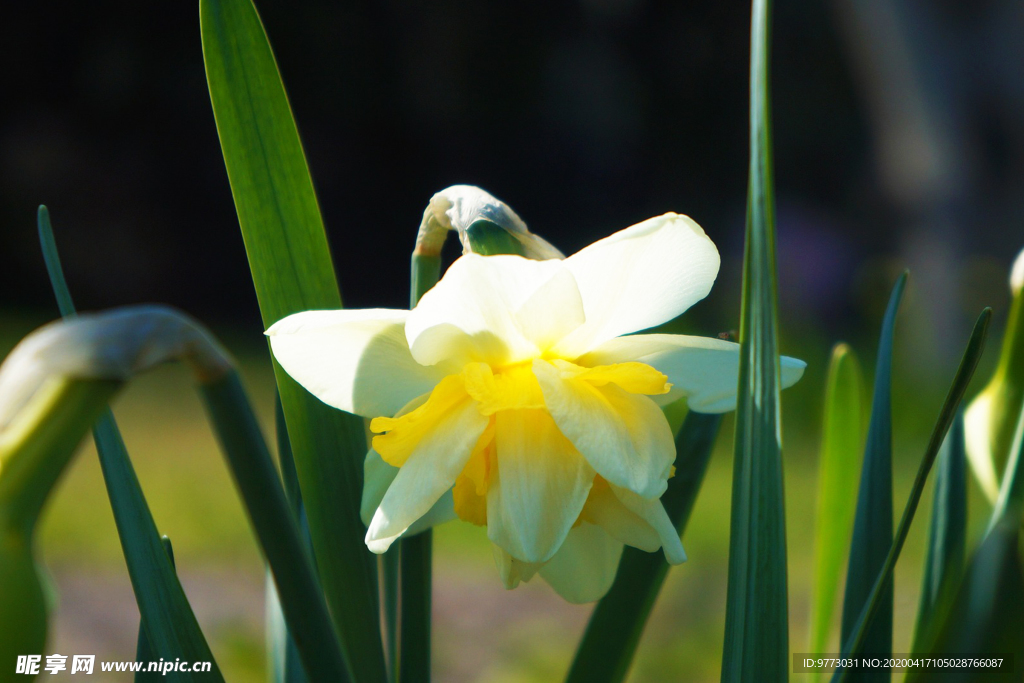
[38,207,223,681]
[199,4,340,322]
[200,372,349,683]
[905,517,1024,683]
[200,1,386,680]
[808,344,864,667]
[911,411,966,653]
[720,0,790,678]
[839,274,906,672]
[134,537,177,683]
[267,398,312,683]
[833,308,990,683]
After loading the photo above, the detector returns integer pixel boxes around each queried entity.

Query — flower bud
[966,247,1024,502]
[414,185,564,261]
[0,305,232,431]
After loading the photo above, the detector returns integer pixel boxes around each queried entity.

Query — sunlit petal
[554,213,720,357]
[491,544,543,590]
[486,409,595,563]
[406,254,581,367]
[533,359,674,498]
[365,395,488,553]
[361,448,456,536]
[611,484,686,564]
[964,390,1002,503]
[266,309,447,417]
[582,478,661,552]
[578,333,806,412]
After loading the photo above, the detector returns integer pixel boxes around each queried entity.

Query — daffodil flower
[268,214,805,602]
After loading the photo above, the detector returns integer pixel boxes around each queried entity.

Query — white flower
[268,213,805,602]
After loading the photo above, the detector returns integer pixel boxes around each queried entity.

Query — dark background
[2,0,1022,357]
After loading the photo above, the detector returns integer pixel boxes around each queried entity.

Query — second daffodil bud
[415,185,564,261]
[965,247,1024,502]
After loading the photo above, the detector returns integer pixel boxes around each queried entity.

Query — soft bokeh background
[1,0,1022,680]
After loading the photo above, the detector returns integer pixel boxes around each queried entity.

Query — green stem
[382,548,401,682]
[199,371,349,682]
[389,250,444,683]
[398,532,432,683]
[410,253,441,307]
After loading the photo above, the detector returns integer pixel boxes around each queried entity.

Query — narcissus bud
[965,247,1024,502]
[414,185,564,261]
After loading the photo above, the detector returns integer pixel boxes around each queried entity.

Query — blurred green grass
[0,296,1003,683]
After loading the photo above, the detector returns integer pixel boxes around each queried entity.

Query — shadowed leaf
[839,273,906,678]
[720,0,791,677]
[201,0,383,679]
[38,206,222,682]
[833,308,991,682]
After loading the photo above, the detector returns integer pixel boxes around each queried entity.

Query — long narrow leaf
[808,344,864,671]
[44,211,348,683]
[910,411,966,653]
[906,395,1024,680]
[833,308,991,683]
[565,411,723,683]
[904,516,1024,683]
[38,206,222,681]
[135,537,176,683]
[200,1,385,680]
[267,397,311,683]
[720,0,789,677]
[839,273,906,674]
[989,400,1024,529]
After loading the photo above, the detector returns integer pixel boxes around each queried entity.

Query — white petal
[964,390,1001,503]
[267,309,448,418]
[405,255,578,367]
[577,334,807,413]
[584,484,661,552]
[533,359,675,498]
[514,268,586,352]
[491,544,543,590]
[365,397,488,553]
[1012,247,1024,295]
[361,448,456,535]
[486,409,595,563]
[538,524,624,604]
[611,485,686,564]
[553,214,721,357]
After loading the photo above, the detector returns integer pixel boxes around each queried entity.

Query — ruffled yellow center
[369,359,671,526]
